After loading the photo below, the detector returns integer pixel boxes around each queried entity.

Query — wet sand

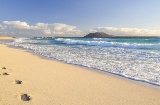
[0,42,160,105]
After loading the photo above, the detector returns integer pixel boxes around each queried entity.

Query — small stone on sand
[21,94,30,101]
[2,67,6,69]
[15,80,22,84]
[3,72,9,75]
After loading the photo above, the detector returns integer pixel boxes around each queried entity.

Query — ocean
[1,37,160,86]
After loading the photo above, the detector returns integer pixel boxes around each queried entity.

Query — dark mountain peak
[84,32,113,38]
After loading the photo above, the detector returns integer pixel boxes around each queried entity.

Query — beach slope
[0,44,160,105]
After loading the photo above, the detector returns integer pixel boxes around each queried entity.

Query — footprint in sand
[2,67,6,69]
[1,67,31,101]
[15,80,22,84]
[3,72,9,75]
[2,67,12,71]
[0,67,11,75]
[21,94,31,101]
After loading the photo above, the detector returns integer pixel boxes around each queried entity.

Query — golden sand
[0,36,13,39]
[0,44,160,105]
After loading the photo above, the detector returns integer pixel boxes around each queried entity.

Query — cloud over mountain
[89,27,160,36]
[0,21,160,37]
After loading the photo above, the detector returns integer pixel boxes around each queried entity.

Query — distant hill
[84,32,113,38]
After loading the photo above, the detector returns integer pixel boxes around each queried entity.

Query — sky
[1,0,160,37]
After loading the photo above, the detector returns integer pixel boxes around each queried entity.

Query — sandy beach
[0,36,13,39]
[0,38,160,105]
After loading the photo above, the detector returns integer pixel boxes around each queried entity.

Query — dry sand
[0,36,13,39]
[0,42,160,105]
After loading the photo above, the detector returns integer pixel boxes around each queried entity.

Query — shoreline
[0,42,160,104]
[7,42,160,90]
[24,47,160,90]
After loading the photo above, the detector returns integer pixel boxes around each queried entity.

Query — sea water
[1,37,160,86]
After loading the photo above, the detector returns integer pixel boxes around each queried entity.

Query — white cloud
[0,21,81,37]
[0,24,6,29]
[53,23,76,31]
[3,21,36,29]
[35,23,81,35]
[1,21,160,37]
[0,24,2,29]
[89,27,160,36]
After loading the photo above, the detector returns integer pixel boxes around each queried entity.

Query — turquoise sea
[1,37,160,86]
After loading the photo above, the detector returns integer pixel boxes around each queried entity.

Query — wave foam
[3,37,160,86]
[55,38,159,50]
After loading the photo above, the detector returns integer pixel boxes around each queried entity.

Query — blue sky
[0,0,160,37]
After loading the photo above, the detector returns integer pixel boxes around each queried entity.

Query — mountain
[84,32,113,38]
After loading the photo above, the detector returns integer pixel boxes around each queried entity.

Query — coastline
[7,41,160,89]
[0,42,160,104]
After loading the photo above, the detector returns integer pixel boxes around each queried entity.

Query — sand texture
[0,36,13,39]
[0,44,160,105]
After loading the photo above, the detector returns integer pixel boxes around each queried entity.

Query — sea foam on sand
[0,44,160,105]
